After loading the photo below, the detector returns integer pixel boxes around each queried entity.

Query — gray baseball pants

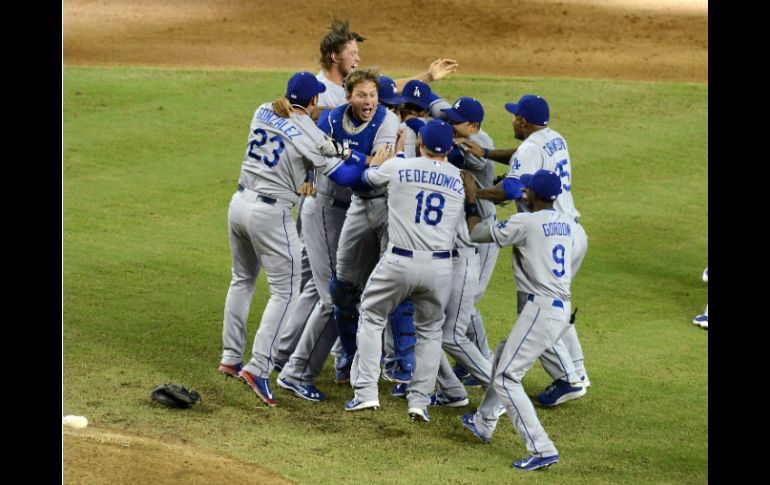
[351,248,453,408]
[472,296,572,457]
[436,248,493,398]
[278,194,348,385]
[222,189,302,379]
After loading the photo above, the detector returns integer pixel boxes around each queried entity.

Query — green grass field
[63,66,708,484]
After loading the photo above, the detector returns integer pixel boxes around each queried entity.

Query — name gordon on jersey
[542,221,571,237]
[397,168,464,195]
[256,107,303,140]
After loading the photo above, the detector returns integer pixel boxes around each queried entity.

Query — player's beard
[341,63,356,78]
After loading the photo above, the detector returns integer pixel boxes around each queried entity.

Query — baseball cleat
[537,379,586,407]
[452,364,471,380]
[390,383,407,398]
[693,313,708,329]
[218,362,244,380]
[276,377,326,402]
[429,391,469,407]
[334,355,352,384]
[512,454,559,471]
[382,365,412,384]
[239,370,276,407]
[462,377,482,388]
[334,368,351,384]
[580,375,592,388]
[408,407,430,422]
[702,267,708,284]
[344,397,380,412]
[461,413,491,443]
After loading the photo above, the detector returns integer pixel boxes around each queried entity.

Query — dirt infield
[64,0,707,83]
[63,427,295,484]
[62,0,706,482]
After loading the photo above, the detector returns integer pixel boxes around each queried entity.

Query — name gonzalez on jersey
[255,106,303,140]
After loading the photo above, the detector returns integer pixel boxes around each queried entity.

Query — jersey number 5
[248,128,285,167]
[554,159,571,192]
[414,191,445,226]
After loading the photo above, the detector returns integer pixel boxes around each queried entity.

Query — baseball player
[274,68,400,401]
[311,20,458,378]
[442,97,500,385]
[692,267,708,329]
[345,120,466,423]
[218,71,378,407]
[460,169,573,471]
[471,95,591,406]
[318,67,405,382]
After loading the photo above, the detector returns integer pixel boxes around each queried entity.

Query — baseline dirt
[63,427,295,484]
[64,0,707,82]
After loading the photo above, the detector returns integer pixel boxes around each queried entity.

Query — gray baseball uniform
[277,170,351,386]
[272,73,352,371]
[467,208,574,459]
[460,130,499,363]
[279,104,399,388]
[222,102,347,379]
[316,71,346,108]
[506,127,588,384]
[435,218,493,398]
[349,156,465,410]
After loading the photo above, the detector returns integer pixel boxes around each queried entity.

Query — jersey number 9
[248,128,285,167]
[552,244,566,278]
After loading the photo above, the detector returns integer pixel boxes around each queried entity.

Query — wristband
[483,148,489,159]
[396,151,406,159]
[464,201,480,218]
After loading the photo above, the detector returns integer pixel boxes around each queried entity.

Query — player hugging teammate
[216,18,595,472]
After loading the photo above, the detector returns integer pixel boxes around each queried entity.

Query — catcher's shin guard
[334,305,360,356]
[390,299,416,372]
[329,275,362,356]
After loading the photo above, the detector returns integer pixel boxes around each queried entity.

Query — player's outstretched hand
[298,181,316,196]
[455,137,484,157]
[460,170,478,202]
[428,59,459,82]
[395,128,406,153]
[369,146,395,167]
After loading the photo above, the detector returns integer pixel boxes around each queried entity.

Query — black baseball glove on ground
[150,383,201,409]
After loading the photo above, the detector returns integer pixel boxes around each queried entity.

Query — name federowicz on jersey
[238,103,345,204]
[364,157,465,252]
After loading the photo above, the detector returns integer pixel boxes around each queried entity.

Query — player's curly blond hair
[319,19,366,70]
[343,67,380,95]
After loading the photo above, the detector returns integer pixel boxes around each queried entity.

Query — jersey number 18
[414,191,445,226]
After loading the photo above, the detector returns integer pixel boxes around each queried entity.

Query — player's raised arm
[393,58,459,92]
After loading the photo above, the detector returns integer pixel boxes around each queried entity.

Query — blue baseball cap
[378,75,404,106]
[418,119,455,154]
[400,80,432,110]
[286,71,326,101]
[520,169,562,201]
[441,97,485,124]
[505,95,549,126]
